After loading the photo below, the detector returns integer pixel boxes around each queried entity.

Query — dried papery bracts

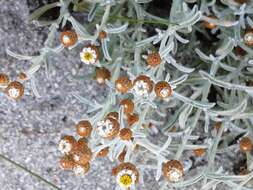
[58,135,76,154]
[5,81,24,100]
[0,73,9,87]
[96,117,120,139]
[133,75,153,97]
[120,99,134,114]
[147,52,162,67]
[60,30,78,47]
[115,76,133,93]
[154,81,172,98]
[95,67,111,84]
[244,29,253,46]
[203,15,217,29]
[75,120,92,138]
[239,137,252,153]
[162,160,184,182]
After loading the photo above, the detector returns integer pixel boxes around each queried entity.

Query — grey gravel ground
[0,0,118,189]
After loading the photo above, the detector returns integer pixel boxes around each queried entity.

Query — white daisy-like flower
[80,46,99,65]
[58,139,72,154]
[97,119,114,137]
[133,80,150,97]
[116,169,137,188]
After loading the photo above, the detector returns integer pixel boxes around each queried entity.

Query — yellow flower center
[83,52,93,61]
[119,174,132,187]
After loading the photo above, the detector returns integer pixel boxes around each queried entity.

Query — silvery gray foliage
[4,0,253,189]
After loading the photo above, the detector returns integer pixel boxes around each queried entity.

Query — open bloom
[162,160,183,182]
[80,45,99,65]
[133,75,153,97]
[96,118,120,139]
[5,81,24,100]
[113,162,139,189]
[58,136,76,154]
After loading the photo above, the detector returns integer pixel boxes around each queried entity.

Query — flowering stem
[0,154,61,190]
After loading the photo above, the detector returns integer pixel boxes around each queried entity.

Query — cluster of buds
[115,74,173,99]
[0,73,25,100]
[58,120,93,176]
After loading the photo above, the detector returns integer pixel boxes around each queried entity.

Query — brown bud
[119,128,133,141]
[147,52,161,67]
[76,120,92,138]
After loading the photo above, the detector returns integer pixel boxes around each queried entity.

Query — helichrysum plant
[3,0,253,189]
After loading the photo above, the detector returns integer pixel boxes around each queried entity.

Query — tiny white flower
[116,169,137,188]
[97,119,114,137]
[133,80,150,97]
[80,46,99,65]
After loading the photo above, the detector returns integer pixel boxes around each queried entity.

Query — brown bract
[59,155,75,170]
[133,75,154,93]
[95,67,111,84]
[0,73,9,86]
[114,162,139,183]
[239,137,252,153]
[106,112,119,120]
[235,0,248,4]
[75,120,92,138]
[119,128,133,141]
[115,76,133,93]
[126,113,139,127]
[147,52,162,67]
[72,146,92,165]
[18,72,28,80]
[97,147,109,157]
[203,15,217,29]
[118,149,126,162]
[120,99,134,114]
[99,30,107,40]
[5,81,24,100]
[60,30,78,47]
[162,160,184,182]
[193,148,206,157]
[244,29,253,46]
[154,81,172,98]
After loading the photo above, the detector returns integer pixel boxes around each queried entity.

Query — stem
[0,154,61,190]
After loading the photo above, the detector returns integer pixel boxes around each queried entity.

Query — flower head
[239,137,252,153]
[58,135,76,154]
[244,29,253,47]
[96,118,120,139]
[75,120,93,138]
[80,45,99,65]
[115,76,133,93]
[133,75,153,97]
[95,67,111,84]
[60,30,78,47]
[5,81,24,100]
[162,160,183,182]
[154,81,172,98]
[114,162,139,188]
[147,52,162,67]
